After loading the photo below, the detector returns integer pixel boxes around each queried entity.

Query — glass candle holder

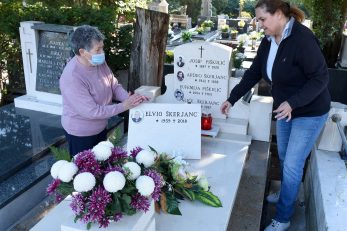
[201,113,212,130]
[251,39,256,50]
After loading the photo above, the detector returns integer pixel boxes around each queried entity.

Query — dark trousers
[64,129,107,156]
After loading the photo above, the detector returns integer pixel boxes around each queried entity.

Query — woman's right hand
[122,93,148,110]
[220,101,231,116]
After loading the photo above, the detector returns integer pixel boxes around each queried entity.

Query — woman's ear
[79,48,86,57]
[275,9,284,20]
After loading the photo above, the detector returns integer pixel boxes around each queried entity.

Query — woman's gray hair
[70,25,105,55]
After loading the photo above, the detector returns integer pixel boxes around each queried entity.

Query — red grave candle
[201,113,212,130]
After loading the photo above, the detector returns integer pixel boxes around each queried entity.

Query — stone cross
[26,49,33,73]
[199,46,205,58]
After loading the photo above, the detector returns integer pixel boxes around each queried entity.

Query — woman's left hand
[273,101,292,122]
[123,93,149,110]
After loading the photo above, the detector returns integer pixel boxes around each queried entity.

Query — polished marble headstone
[34,24,74,94]
[14,22,74,115]
[157,42,232,119]
[127,103,201,159]
[0,103,64,183]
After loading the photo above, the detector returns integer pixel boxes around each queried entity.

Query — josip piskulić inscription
[173,42,232,119]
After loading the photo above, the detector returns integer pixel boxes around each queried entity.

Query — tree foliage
[0,0,147,102]
[179,0,202,25]
[223,0,256,18]
[302,0,347,67]
[212,0,228,15]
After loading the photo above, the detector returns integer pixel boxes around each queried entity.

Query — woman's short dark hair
[70,25,105,55]
[255,0,305,23]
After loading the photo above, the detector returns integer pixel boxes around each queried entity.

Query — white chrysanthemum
[123,162,141,180]
[136,150,155,167]
[73,172,96,192]
[136,175,155,196]
[103,171,126,193]
[92,143,112,161]
[58,162,78,182]
[98,140,114,148]
[198,176,209,191]
[50,160,68,179]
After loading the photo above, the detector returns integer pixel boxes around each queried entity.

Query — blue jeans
[275,113,328,223]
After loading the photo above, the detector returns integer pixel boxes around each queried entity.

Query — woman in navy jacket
[221,1,330,230]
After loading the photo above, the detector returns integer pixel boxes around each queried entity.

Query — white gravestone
[318,102,347,152]
[218,18,227,30]
[30,197,155,231]
[156,42,232,119]
[127,103,201,159]
[14,21,74,115]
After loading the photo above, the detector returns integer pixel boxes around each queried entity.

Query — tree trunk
[128,7,169,92]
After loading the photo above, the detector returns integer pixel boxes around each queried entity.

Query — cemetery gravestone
[218,18,227,30]
[339,34,347,68]
[127,103,201,159]
[158,42,232,119]
[14,22,74,115]
[35,25,73,94]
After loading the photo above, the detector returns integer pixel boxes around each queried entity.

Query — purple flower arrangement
[47,142,161,229]
[48,141,222,229]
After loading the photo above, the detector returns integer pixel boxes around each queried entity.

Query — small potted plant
[232,50,246,77]
[238,19,245,28]
[230,29,238,40]
[249,31,259,50]
[196,26,205,35]
[164,50,174,64]
[220,25,229,39]
[202,20,214,32]
[237,34,248,53]
[181,31,192,43]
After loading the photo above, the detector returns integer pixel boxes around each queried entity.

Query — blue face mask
[89,53,105,66]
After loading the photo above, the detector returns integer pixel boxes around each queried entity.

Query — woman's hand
[274,101,292,121]
[122,93,149,110]
[220,101,231,116]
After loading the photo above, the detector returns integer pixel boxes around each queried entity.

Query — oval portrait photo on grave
[177,71,184,81]
[176,56,185,67]
[174,89,184,101]
[131,110,144,123]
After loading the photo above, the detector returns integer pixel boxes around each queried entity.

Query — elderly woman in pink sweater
[60,25,147,156]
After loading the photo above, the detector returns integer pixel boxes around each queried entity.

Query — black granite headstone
[33,24,74,95]
[328,68,347,105]
[0,103,124,211]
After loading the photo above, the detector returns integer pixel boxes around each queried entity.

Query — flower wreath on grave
[47,130,222,229]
